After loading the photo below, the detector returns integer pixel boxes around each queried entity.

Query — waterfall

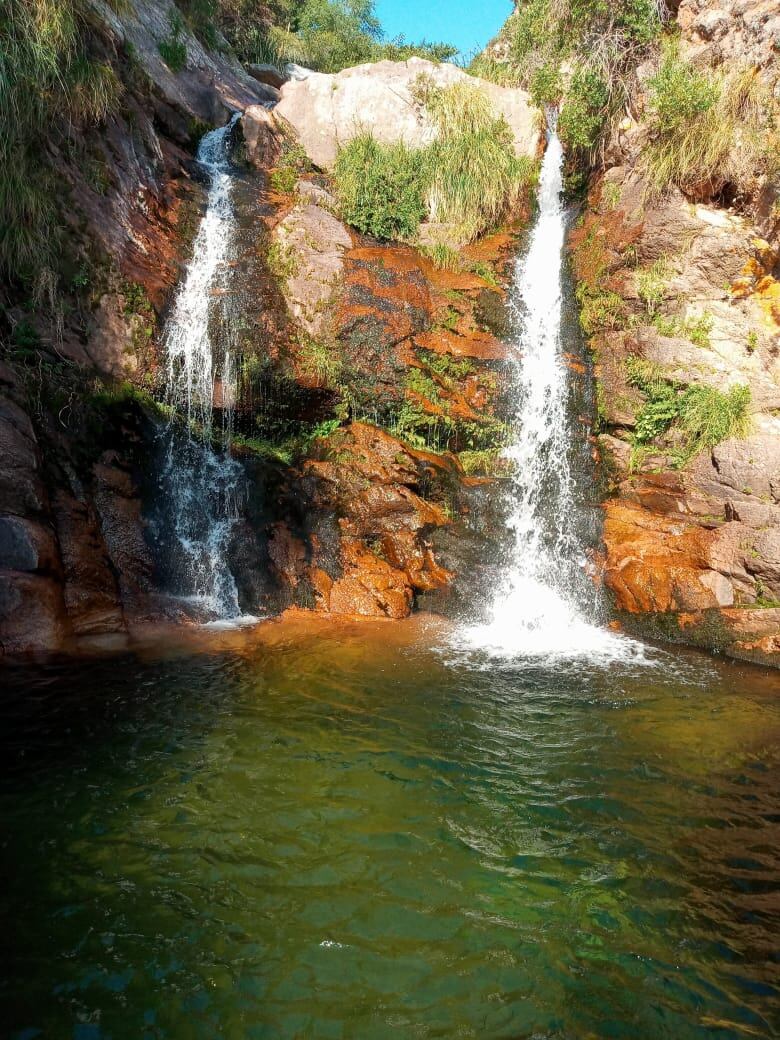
[157,115,246,621]
[465,125,641,661]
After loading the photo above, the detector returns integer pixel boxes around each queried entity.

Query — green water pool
[2,617,779,1039]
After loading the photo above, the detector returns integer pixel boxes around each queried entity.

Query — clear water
[2,618,779,1039]
[157,116,244,620]
[465,129,632,662]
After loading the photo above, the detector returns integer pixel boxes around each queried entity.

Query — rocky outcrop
[570,2,780,666]
[274,58,539,169]
[0,1,270,654]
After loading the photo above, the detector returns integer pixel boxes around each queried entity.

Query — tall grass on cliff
[642,43,778,198]
[0,0,121,285]
[626,357,751,469]
[334,81,535,244]
[422,80,535,241]
[473,0,665,162]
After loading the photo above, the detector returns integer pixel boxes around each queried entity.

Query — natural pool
[2,616,779,1039]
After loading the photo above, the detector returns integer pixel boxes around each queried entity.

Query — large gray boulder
[275,57,540,170]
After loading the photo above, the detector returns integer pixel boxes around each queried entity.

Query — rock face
[0,1,270,654]
[568,3,780,667]
[274,58,539,169]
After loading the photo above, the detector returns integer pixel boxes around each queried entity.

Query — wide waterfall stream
[2,126,778,1040]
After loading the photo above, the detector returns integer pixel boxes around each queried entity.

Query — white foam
[462,126,652,666]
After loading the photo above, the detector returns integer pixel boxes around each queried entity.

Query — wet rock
[0,572,67,655]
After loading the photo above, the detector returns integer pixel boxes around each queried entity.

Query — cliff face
[569,0,780,665]
[0,8,535,654]
[0,1,272,652]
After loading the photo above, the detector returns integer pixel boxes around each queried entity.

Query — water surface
[2,617,779,1039]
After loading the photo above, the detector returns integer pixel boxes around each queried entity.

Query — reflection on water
[1,617,779,1039]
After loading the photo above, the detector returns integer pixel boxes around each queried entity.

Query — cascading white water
[158,115,245,620]
[465,125,643,662]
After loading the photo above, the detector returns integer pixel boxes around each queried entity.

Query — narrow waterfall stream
[465,126,642,661]
[157,115,248,622]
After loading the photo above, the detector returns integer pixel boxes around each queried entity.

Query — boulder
[274,58,539,170]
[242,104,284,168]
[246,63,286,91]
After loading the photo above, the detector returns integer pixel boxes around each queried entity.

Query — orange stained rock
[323,541,414,619]
[414,328,507,361]
[602,501,722,613]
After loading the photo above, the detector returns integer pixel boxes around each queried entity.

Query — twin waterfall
[158,116,244,621]
[161,117,633,653]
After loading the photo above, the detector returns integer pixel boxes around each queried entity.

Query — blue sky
[375,0,513,61]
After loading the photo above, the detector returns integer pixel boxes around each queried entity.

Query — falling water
[465,125,644,662]
[158,115,245,620]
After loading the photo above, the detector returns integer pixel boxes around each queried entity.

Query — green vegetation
[481,0,664,163]
[636,258,670,316]
[209,0,455,74]
[334,82,536,243]
[424,80,536,241]
[420,243,462,271]
[333,134,427,240]
[297,337,342,387]
[558,66,609,153]
[642,45,777,196]
[0,0,122,283]
[652,311,713,349]
[626,357,751,469]
[158,12,188,71]
[267,240,298,282]
[269,136,312,194]
[576,285,625,335]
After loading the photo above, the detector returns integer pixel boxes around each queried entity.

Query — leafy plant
[626,356,751,469]
[558,66,609,153]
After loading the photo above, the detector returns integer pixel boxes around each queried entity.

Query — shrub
[334,133,426,240]
[647,44,718,134]
[529,63,562,107]
[558,66,609,153]
[642,46,774,196]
